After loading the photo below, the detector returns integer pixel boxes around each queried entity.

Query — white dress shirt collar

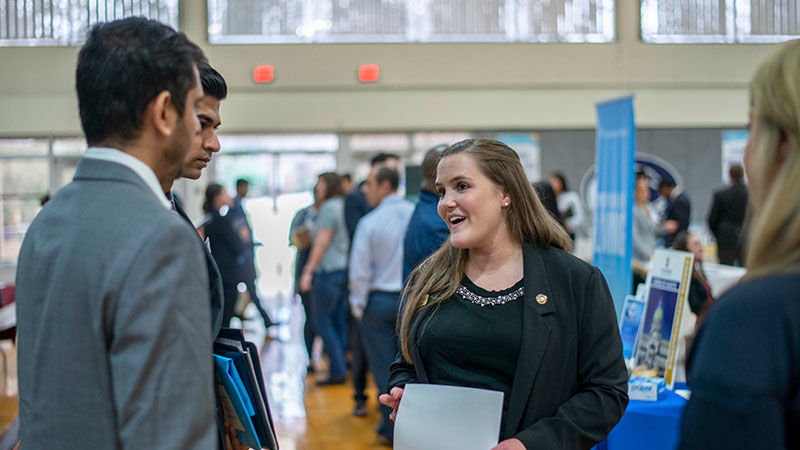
[83,147,172,210]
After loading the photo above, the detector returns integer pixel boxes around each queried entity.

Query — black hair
[200,64,227,100]
[236,178,249,188]
[371,153,399,167]
[204,183,224,213]
[76,17,206,146]
[341,173,352,182]
[533,181,566,229]
[39,193,50,207]
[550,171,569,193]
[729,164,745,182]
[375,167,400,191]
[659,179,677,189]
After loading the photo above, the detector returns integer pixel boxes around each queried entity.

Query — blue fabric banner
[593,96,635,318]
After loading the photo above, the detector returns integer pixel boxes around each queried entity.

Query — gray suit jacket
[16,157,217,449]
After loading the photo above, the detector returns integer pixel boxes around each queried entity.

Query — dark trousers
[299,290,316,360]
[221,282,238,327]
[360,291,400,440]
[243,278,274,328]
[310,270,349,379]
[350,311,368,404]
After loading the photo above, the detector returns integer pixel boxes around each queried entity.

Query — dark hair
[39,193,50,207]
[659,179,677,189]
[200,64,227,100]
[204,183,224,213]
[236,178,249,188]
[341,173,352,182]
[318,172,344,201]
[533,181,566,229]
[729,164,745,182]
[550,171,569,193]
[76,17,206,146]
[422,145,446,185]
[371,153,399,167]
[375,167,400,191]
[635,171,647,180]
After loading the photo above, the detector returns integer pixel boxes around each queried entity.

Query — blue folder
[213,354,262,449]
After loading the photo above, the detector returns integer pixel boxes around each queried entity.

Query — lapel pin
[536,294,548,305]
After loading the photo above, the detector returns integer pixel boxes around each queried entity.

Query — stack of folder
[213,328,279,449]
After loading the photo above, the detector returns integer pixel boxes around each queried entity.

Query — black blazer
[173,197,225,340]
[707,183,748,249]
[388,244,629,449]
[203,209,245,286]
[664,192,691,247]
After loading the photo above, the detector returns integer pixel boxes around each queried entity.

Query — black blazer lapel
[503,244,557,437]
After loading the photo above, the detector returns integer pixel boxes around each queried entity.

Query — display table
[594,390,688,450]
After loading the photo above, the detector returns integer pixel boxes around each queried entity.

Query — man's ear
[147,91,176,138]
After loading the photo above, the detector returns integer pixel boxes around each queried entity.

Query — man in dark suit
[167,64,228,340]
[15,18,217,448]
[708,164,748,265]
[659,179,692,247]
[228,178,276,330]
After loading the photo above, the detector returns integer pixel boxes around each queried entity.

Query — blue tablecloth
[594,390,688,450]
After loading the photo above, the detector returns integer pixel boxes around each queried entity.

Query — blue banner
[593,96,635,318]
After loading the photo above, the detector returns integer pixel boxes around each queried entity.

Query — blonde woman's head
[744,39,800,277]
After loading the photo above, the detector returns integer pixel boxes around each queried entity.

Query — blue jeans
[360,291,400,440]
[311,270,349,379]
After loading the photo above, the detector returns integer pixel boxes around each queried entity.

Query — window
[0,0,178,46]
[642,0,800,43]
[207,0,615,44]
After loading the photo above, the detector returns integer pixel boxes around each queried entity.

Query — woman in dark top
[679,40,800,449]
[203,183,243,327]
[380,138,628,449]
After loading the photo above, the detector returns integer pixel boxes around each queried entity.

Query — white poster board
[496,133,541,182]
[721,130,748,184]
[634,249,694,388]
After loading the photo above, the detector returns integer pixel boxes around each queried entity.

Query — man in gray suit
[15,17,217,449]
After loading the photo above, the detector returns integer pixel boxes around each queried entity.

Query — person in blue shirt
[403,145,450,281]
[349,166,415,445]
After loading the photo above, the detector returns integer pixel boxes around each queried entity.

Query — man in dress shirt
[15,18,217,448]
[166,63,227,340]
[349,166,415,445]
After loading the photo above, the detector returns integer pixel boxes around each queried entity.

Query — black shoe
[317,376,346,386]
[353,400,368,417]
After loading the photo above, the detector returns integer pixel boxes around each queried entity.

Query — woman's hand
[378,387,404,421]
[491,438,525,450]
[299,271,313,293]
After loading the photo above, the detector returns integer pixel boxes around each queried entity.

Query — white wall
[0,2,780,137]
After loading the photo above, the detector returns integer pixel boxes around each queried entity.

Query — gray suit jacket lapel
[503,244,556,437]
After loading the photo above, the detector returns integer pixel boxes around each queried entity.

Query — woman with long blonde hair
[379,138,628,449]
[679,40,800,448]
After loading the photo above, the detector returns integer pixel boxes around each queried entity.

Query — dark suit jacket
[344,183,371,242]
[204,209,245,286]
[679,273,800,449]
[229,196,257,281]
[389,244,629,449]
[172,195,225,339]
[402,190,449,281]
[664,191,691,247]
[707,183,747,255]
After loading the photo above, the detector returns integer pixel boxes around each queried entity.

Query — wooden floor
[0,301,390,449]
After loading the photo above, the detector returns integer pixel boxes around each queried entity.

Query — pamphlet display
[619,295,647,365]
[634,249,694,388]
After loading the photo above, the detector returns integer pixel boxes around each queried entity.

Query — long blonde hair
[398,138,571,363]
[745,39,800,279]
